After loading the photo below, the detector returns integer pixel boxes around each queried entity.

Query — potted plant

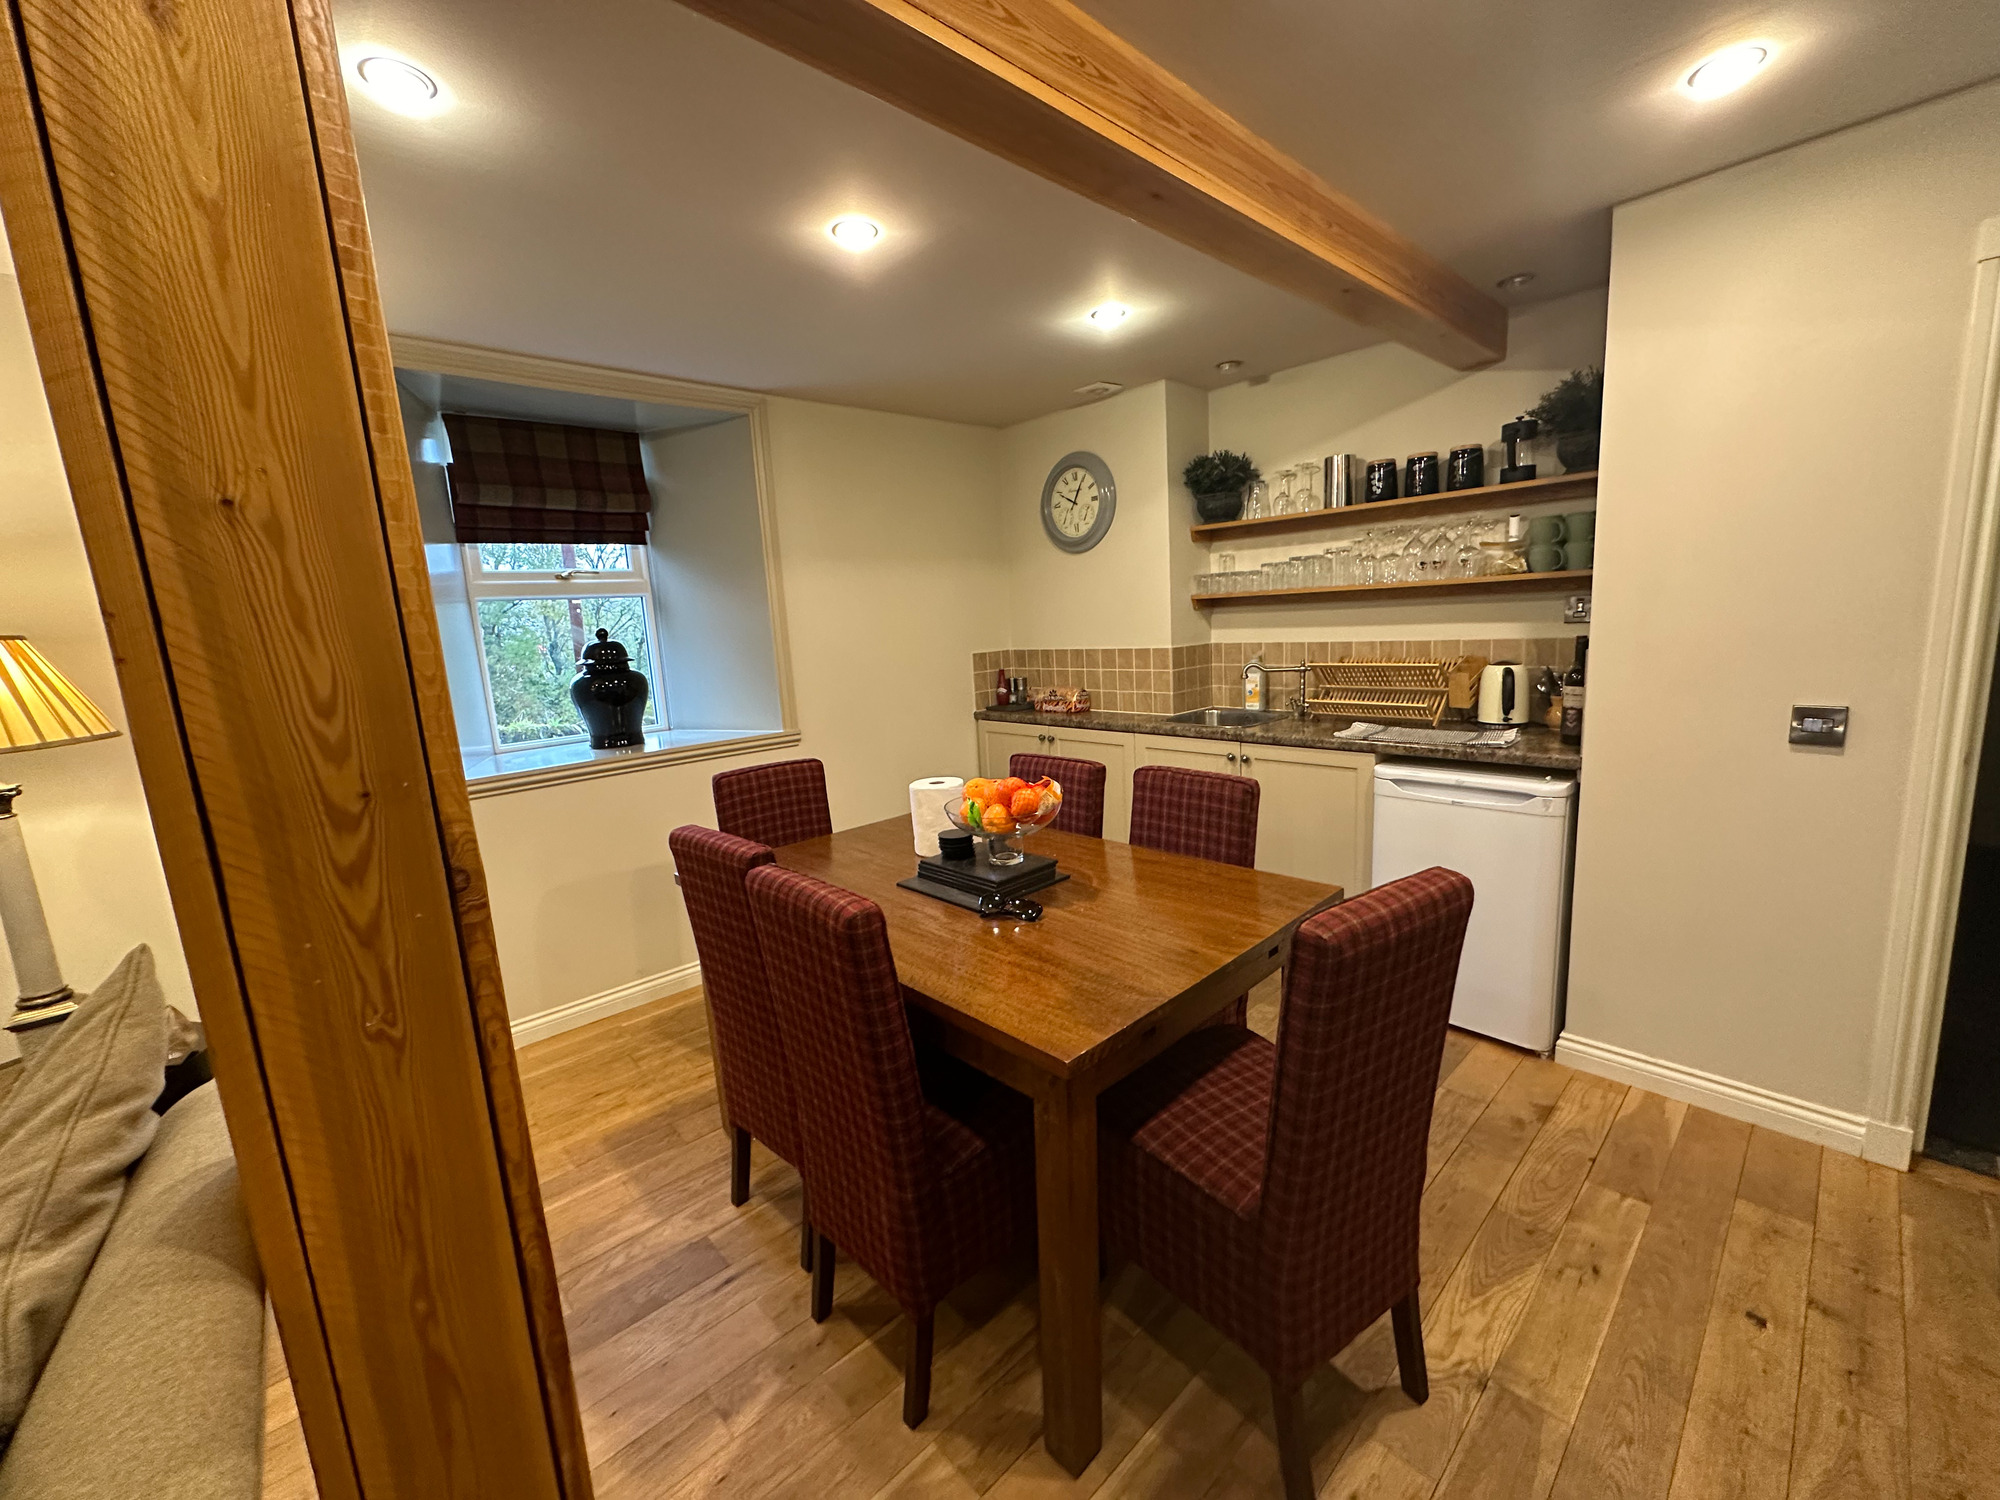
[1526,367,1604,473]
[1182,450,1260,522]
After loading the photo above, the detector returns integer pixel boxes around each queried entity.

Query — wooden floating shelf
[1193,570,1593,607]
[1190,470,1598,544]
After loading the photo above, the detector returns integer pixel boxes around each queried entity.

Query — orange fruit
[964,778,998,804]
[982,803,1016,833]
[1010,787,1043,819]
[994,776,1028,803]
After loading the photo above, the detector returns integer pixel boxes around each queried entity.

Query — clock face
[1049,466,1100,539]
[1040,451,1116,552]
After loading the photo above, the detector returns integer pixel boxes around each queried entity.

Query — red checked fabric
[1098,866,1474,1388]
[667,826,800,1166]
[712,758,834,849]
[441,412,653,544]
[1129,765,1260,868]
[744,864,1035,1317]
[1131,764,1261,1024]
[1007,753,1106,838]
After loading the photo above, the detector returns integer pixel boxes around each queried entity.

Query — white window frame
[459,541,667,754]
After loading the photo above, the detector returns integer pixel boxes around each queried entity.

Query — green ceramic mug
[1563,509,1596,542]
[1564,537,1595,570]
[1527,515,1567,546]
[1528,542,1568,572]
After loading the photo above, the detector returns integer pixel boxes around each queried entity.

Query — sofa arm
[0,1082,265,1499]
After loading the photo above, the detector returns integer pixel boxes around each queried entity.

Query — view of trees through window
[468,543,658,746]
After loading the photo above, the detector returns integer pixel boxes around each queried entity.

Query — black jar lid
[579,628,630,673]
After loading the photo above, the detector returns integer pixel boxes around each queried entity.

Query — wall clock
[1041,451,1116,553]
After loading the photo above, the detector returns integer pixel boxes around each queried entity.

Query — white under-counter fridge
[1370,762,1577,1052]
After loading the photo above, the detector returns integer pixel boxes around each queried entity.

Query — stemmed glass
[1272,470,1294,516]
[1295,464,1319,511]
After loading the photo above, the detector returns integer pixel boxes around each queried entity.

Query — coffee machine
[1499,415,1539,484]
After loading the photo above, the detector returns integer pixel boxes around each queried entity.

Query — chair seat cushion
[1099,1025,1274,1352]
[1101,1024,1272,1216]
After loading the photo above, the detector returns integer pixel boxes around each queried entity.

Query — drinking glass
[1296,464,1320,510]
[1260,561,1282,591]
[1272,470,1293,516]
[1245,480,1267,519]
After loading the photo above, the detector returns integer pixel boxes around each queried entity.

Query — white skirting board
[509,962,703,1048]
[1554,1032,1911,1167]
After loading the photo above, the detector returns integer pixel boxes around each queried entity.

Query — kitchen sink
[1164,707,1291,727]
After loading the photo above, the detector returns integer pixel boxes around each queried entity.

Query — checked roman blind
[442,412,654,545]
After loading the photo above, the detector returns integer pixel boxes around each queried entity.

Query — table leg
[1033,1075,1101,1475]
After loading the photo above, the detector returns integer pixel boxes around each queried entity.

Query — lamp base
[6,985,77,1032]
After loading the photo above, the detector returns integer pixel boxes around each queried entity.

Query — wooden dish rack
[1306,660,1450,726]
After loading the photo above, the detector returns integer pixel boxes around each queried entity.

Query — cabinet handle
[1226,752,1237,763]
[1241,754,1252,766]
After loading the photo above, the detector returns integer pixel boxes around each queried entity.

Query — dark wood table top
[773,818,1341,1087]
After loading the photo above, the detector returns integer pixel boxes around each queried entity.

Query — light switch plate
[1564,593,1591,623]
[1789,705,1849,747]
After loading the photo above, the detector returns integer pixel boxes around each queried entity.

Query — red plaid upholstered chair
[1131,763,1261,1022]
[711,758,833,848]
[1097,867,1474,1500]
[1007,752,1106,838]
[668,826,816,1272]
[743,863,1036,1428]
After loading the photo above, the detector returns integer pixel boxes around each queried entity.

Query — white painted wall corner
[509,962,702,1048]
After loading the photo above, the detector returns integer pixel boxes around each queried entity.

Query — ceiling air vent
[1074,381,1124,400]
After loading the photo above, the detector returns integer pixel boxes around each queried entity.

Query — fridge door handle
[1380,778,1546,809]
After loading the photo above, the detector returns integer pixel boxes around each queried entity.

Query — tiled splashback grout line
[972,639,1584,715]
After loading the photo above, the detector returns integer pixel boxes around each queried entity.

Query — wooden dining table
[772,817,1341,1475]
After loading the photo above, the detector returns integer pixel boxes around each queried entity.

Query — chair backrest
[712,758,833,848]
[1129,764,1260,867]
[1258,867,1474,1363]
[1008,753,1106,838]
[742,862,933,1309]
[667,826,798,1163]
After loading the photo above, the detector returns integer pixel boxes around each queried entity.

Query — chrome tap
[1244,655,1313,718]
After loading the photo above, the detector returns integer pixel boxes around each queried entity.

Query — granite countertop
[975,705,1582,774]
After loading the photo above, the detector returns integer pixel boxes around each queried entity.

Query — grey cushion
[0,946,167,1443]
[0,1083,265,1498]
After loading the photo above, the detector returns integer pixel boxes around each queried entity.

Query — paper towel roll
[909,776,964,857]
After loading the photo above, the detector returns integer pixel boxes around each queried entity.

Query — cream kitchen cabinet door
[1134,732,1244,776]
[1047,726,1134,841]
[1237,742,1375,895]
[977,719,1045,780]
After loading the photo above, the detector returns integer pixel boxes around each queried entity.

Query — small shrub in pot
[1182,450,1260,522]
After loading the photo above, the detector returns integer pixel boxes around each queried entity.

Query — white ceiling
[334,0,2000,428]
[394,368,736,432]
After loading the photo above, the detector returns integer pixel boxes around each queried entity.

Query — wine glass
[1272,469,1293,516]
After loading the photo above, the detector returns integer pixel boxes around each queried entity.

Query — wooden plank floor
[262,981,2000,1500]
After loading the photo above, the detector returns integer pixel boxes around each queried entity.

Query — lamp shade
[0,636,119,752]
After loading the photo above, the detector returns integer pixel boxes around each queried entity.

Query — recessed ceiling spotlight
[1088,302,1132,329]
[1215,359,1243,373]
[1495,272,1536,291]
[352,53,449,117]
[1681,43,1772,100]
[827,216,883,251]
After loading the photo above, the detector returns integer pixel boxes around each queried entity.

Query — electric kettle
[1476,663,1532,726]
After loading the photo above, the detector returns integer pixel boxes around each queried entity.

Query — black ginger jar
[570,628,650,749]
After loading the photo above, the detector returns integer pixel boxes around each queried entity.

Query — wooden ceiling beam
[674,0,1507,368]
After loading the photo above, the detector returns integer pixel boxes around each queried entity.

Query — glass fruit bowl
[946,776,1063,866]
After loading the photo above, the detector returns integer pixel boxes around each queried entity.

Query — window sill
[461,727,799,799]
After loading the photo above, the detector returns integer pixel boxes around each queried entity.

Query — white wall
[1566,81,2000,1144]
[470,396,1006,1025]
[0,262,195,1060]
[1203,290,1608,642]
[1002,381,1181,647]
[643,418,782,731]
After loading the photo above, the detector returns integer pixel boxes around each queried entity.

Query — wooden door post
[0,2,590,1495]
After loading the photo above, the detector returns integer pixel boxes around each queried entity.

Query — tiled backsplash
[973,638,1585,716]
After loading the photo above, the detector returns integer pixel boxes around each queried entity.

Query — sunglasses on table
[977,894,1044,923]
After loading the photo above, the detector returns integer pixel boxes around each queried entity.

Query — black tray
[897,869,1069,912]
[916,845,1060,896]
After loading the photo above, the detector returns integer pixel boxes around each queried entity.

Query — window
[461,541,663,749]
